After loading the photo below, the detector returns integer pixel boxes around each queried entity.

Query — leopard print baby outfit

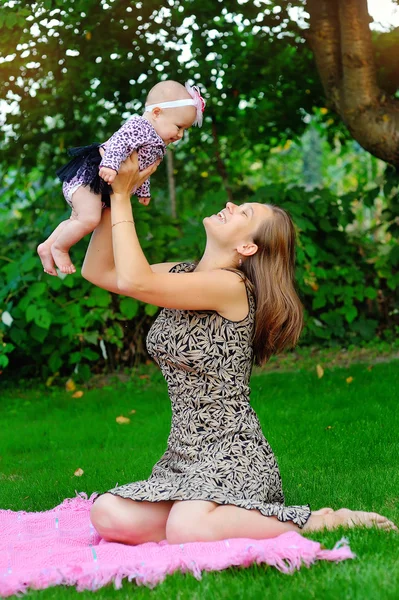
[107,263,311,527]
[62,117,165,206]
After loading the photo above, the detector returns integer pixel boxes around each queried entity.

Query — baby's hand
[99,166,117,184]
[138,197,151,206]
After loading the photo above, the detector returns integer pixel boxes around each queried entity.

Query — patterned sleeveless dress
[107,263,311,528]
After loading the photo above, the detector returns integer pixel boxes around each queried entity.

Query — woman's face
[203,202,272,249]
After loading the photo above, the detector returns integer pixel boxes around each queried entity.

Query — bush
[1,165,398,379]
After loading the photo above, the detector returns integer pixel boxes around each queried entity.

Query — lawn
[1,358,399,599]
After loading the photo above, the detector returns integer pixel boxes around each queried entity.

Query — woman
[82,153,396,545]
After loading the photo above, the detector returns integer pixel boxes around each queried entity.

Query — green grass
[1,359,399,599]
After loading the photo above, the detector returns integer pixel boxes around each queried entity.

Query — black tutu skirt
[56,143,113,207]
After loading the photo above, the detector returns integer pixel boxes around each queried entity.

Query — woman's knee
[90,494,173,544]
[90,493,121,532]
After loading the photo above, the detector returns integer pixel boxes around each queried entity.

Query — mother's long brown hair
[241,204,304,366]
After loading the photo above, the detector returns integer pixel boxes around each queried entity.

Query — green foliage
[0,170,186,377]
[1,153,398,378]
[0,0,323,181]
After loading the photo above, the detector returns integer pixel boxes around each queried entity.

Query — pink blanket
[0,493,355,596]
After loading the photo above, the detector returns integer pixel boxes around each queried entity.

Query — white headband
[144,82,206,127]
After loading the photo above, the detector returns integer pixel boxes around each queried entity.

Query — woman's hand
[111,152,161,202]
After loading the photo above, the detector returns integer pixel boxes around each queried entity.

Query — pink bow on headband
[185,83,206,127]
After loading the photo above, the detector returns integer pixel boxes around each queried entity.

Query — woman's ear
[237,242,258,258]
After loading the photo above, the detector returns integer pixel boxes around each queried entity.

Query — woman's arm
[109,154,246,314]
[81,207,119,292]
[81,154,160,291]
[82,155,181,291]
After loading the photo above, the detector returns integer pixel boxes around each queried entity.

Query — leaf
[46,372,59,387]
[119,297,139,319]
[0,355,9,368]
[129,409,136,414]
[82,332,99,345]
[81,348,99,361]
[72,390,84,398]
[29,323,48,343]
[65,378,76,392]
[316,364,324,379]
[343,305,358,324]
[116,415,130,424]
[365,287,377,300]
[145,304,159,316]
[74,468,84,477]
[346,376,354,384]
[28,282,47,298]
[1,311,13,326]
[86,288,111,308]
[49,353,62,373]
[34,309,52,330]
[25,305,36,323]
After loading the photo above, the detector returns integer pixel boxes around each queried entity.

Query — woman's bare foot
[305,508,397,532]
[332,508,397,531]
[312,507,335,516]
[51,245,76,275]
[37,243,58,276]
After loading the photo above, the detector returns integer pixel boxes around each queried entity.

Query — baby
[38,80,206,275]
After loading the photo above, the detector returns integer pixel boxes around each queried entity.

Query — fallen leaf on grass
[116,416,130,424]
[346,376,354,384]
[367,365,373,371]
[326,425,333,430]
[139,375,150,380]
[46,372,59,387]
[72,391,84,398]
[316,364,324,379]
[129,409,136,414]
[65,378,76,392]
[74,468,84,477]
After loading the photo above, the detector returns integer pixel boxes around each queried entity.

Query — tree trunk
[210,114,234,202]
[306,0,399,167]
[165,148,176,219]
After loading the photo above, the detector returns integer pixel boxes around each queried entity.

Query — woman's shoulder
[221,267,255,296]
[168,262,196,274]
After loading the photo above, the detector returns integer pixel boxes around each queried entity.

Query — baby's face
[152,105,196,145]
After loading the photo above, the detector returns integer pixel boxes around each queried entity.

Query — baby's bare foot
[37,243,58,276]
[51,245,76,274]
[328,508,397,531]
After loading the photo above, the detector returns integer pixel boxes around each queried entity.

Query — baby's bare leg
[51,187,102,274]
[38,219,72,276]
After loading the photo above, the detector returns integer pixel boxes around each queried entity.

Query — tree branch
[307,0,341,111]
[306,0,399,167]
[338,0,380,110]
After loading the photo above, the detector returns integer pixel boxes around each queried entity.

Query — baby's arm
[135,178,151,202]
[135,146,164,202]
[99,166,118,184]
